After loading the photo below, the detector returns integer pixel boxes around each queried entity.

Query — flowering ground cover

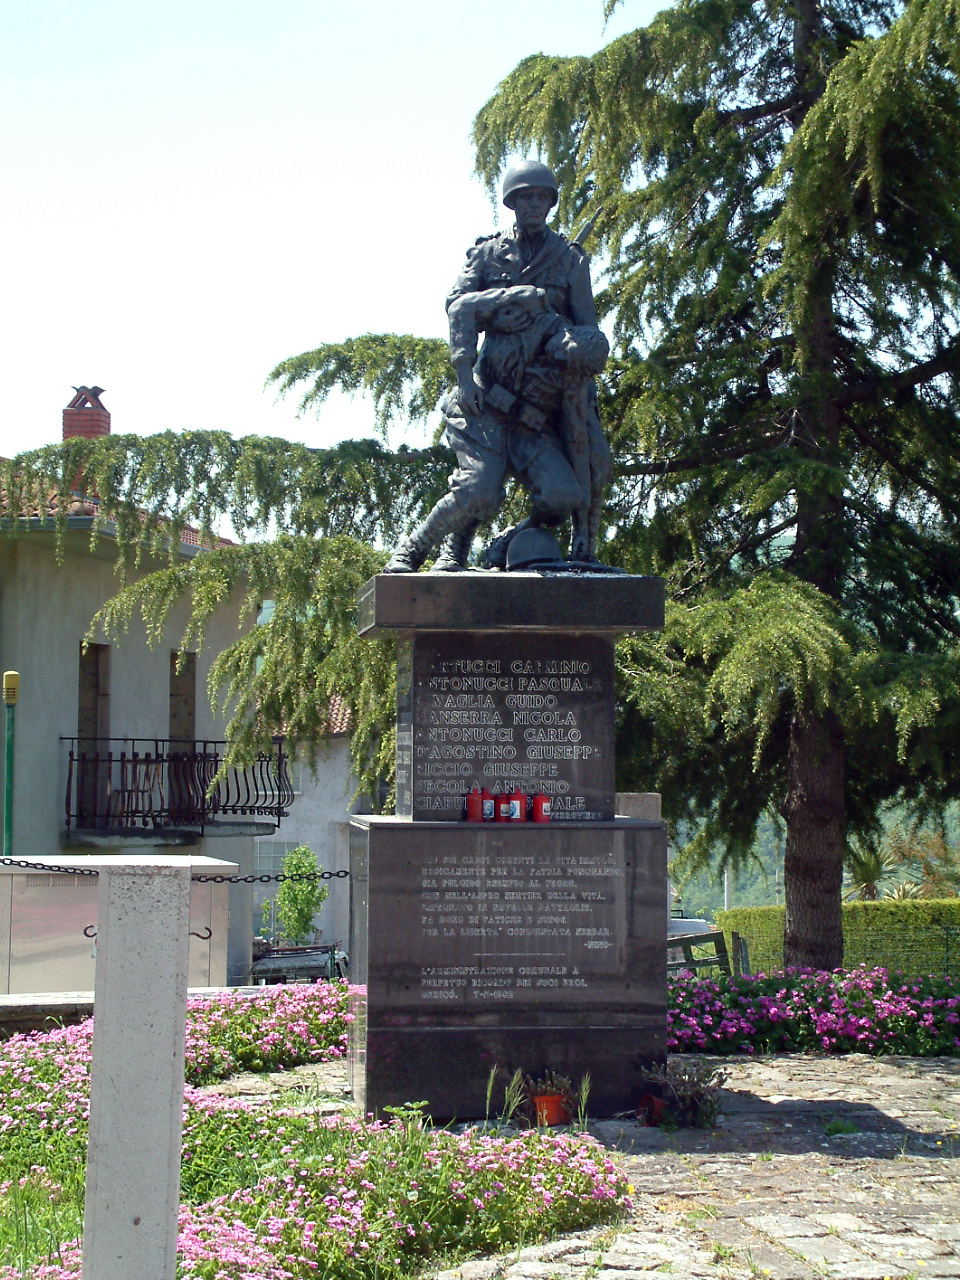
[0,984,628,1278]
[11,966,952,1276]
[669,964,960,1055]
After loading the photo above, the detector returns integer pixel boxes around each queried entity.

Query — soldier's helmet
[502,160,559,209]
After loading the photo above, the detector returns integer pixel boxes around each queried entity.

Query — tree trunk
[780,708,845,969]
[782,0,848,959]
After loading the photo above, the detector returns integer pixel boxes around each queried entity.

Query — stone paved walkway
[205,1054,960,1279]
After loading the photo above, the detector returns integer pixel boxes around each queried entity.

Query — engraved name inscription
[401,634,615,821]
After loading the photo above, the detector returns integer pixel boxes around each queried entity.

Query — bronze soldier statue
[384,160,612,573]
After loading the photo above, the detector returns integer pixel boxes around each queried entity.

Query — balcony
[63,737,294,846]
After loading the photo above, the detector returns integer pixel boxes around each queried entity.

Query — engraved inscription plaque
[349,816,667,1119]
[395,638,414,817]
[397,633,615,821]
[416,835,627,1008]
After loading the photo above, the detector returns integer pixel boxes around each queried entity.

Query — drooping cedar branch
[838,337,960,406]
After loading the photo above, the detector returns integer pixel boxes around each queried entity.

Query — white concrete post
[9,851,238,1279]
[82,858,191,1280]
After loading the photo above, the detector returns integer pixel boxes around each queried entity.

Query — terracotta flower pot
[638,1093,672,1126]
[533,1092,567,1126]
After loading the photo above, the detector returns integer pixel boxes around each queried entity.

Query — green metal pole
[2,671,19,859]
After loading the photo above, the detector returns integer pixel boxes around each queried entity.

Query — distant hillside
[672,807,960,922]
[671,813,784,922]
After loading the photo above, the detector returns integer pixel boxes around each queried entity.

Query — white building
[0,389,294,989]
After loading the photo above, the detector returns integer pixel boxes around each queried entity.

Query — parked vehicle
[250,941,348,984]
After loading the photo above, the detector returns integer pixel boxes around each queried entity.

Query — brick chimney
[63,386,110,440]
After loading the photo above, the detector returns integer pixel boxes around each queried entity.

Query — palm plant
[843,846,901,901]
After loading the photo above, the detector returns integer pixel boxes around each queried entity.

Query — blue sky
[3,0,656,456]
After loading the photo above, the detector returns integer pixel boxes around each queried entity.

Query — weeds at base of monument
[485,1066,592,1128]
[635,1059,728,1129]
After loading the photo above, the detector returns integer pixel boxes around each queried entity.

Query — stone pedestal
[357,572,665,637]
[351,572,666,1120]
[350,816,666,1119]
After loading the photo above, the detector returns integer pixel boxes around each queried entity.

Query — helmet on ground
[502,160,559,210]
[505,526,565,570]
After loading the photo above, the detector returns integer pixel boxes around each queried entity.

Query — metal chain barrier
[1,855,100,876]
[0,856,350,885]
[191,870,350,885]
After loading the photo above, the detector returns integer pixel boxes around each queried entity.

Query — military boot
[480,519,534,571]
[431,521,480,572]
[383,495,471,573]
[569,509,590,562]
[584,502,603,561]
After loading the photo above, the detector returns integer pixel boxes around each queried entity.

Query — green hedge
[717,899,960,977]
[716,906,786,973]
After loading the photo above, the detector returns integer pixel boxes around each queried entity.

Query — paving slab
[204,1052,960,1279]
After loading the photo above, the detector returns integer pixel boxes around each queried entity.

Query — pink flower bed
[0,1111,627,1280]
[0,984,629,1279]
[669,964,960,1055]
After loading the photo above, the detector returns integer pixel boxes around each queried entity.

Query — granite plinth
[398,631,615,821]
[357,572,665,636]
[348,816,667,1120]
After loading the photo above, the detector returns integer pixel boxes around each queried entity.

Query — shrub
[264,844,329,946]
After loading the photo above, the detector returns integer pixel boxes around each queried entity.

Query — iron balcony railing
[63,737,294,835]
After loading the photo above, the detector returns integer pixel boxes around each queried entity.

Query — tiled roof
[0,463,99,520]
[0,458,234,550]
[326,693,352,737]
[274,694,352,741]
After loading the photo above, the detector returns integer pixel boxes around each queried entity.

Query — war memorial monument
[349,162,667,1119]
